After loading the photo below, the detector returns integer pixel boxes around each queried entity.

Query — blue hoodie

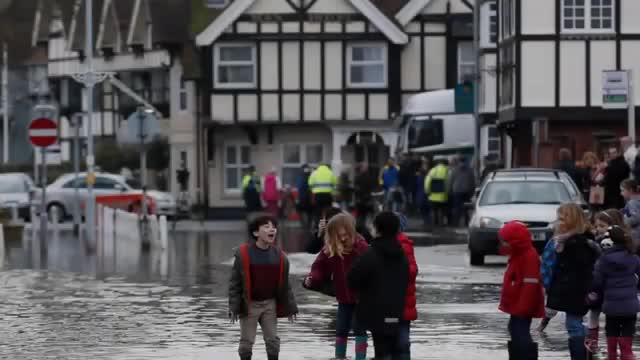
[381,165,399,191]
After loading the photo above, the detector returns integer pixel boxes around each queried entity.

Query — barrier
[94,202,168,251]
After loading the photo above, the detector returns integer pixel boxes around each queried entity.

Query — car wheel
[470,251,485,266]
[47,203,66,223]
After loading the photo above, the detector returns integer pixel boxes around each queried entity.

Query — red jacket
[498,222,546,318]
[307,236,369,304]
[398,233,418,321]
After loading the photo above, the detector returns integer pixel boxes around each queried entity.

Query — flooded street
[0,223,634,359]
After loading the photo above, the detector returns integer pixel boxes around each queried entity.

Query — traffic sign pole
[629,70,636,143]
[39,145,47,253]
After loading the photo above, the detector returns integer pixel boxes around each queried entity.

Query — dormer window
[205,0,228,8]
[562,0,615,33]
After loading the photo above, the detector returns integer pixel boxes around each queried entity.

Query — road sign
[602,70,629,109]
[117,110,161,145]
[28,117,58,147]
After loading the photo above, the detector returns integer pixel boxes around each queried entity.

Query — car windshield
[479,181,571,206]
[0,177,27,193]
[125,178,141,189]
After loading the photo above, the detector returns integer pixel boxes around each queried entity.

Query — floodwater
[0,223,636,359]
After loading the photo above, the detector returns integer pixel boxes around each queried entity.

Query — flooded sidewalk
[0,224,629,359]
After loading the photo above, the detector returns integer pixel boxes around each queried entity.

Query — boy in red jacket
[498,221,545,360]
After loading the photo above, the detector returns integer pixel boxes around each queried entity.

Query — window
[562,0,614,32]
[501,0,515,39]
[224,145,251,191]
[214,44,256,88]
[480,1,498,47]
[458,42,475,83]
[487,125,501,157]
[479,181,571,206]
[282,144,324,187]
[499,45,515,107]
[28,66,49,95]
[94,177,124,190]
[179,78,188,111]
[408,118,444,150]
[347,44,387,87]
[63,177,88,189]
[205,0,227,8]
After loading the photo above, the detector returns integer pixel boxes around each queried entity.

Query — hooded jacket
[498,222,546,318]
[305,235,369,303]
[397,233,418,321]
[348,235,409,335]
[591,245,640,316]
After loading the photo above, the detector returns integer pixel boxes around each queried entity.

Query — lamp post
[70,112,85,236]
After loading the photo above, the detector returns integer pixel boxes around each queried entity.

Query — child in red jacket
[499,221,546,360]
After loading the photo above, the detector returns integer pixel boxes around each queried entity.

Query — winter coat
[451,164,476,195]
[296,173,312,210]
[354,171,378,205]
[604,156,631,209]
[623,198,640,248]
[546,233,599,316]
[591,245,640,317]
[398,233,418,321]
[554,159,583,191]
[398,160,416,192]
[348,235,409,335]
[306,236,369,304]
[498,222,546,319]
[228,243,298,318]
[381,166,400,191]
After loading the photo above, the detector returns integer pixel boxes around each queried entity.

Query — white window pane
[241,146,250,164]
[220,47,253,61]
[459,42,474,62]
[306,145,323,164]
[218,65,254,84]
[226,168,239,189]
[282,168,301,188]
[283,145,301,164]
[352,46,383,61]
[226,147,237,165]
[351,64,385,84]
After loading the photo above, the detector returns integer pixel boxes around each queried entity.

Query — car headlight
[479,217,502,229]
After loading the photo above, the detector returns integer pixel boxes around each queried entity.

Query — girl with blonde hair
[304,213,369,360]
[545,203,600,359]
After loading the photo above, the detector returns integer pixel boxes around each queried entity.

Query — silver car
[41,172,176,221]
[0,173,36,221]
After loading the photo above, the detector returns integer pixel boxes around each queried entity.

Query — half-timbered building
[486,0,640,167]
[196,0,474,212]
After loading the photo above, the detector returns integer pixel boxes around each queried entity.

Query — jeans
[508,316,533,350]
[605,315,637,337]
[396,320,411,356]
[385,187,405,213]
[565,313,586,337]
[336,303,366,337]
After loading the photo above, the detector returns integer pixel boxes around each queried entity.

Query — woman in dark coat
[546,203,599,360]
[603,147,630,210]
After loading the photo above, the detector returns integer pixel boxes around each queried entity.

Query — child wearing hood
[589,225,640,360]
[498,221,546,359]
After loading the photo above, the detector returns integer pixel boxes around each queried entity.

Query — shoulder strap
[239,244,252,301]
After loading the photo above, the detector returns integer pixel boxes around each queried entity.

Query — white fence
[96,205,168,251]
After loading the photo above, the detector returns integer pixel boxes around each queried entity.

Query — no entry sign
[28,117,58,147]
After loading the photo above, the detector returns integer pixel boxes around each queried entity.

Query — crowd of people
[229,210,417,360]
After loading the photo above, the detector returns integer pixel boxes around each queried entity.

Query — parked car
[39,172,177,221]
[0,173,36,221]
[467,169,586,266]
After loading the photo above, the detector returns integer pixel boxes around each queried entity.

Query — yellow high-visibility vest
[308,165,337,194]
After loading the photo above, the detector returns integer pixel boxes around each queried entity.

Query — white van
[396,89,498,162]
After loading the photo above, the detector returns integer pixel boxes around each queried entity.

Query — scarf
[553,231,576,253]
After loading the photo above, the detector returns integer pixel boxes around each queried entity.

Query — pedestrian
[594,209,625,242]
[304,213,370,360]
[338,170,353,210]
[425,156,449,226]
[588,225,640,360]
[306,207,344,254]
[261,167,282,218]
[228,216,298,360]
[296,164,313,229]
[554,148,583,191]
[381,158,403,212]
[450,155,476,227]
[398,154,416,212]
[242,166,262,213]
[498,221,545,359]
[621,179,640,252]
[546,203,600,360]
[396,213,419,360]
[354,163,378,236]
[621,136,637,172]
[604,146,631,210]
[581,152,601,205]
[348,212,409,359]
[309,163,338,221]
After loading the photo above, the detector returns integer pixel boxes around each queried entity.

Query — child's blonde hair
[556,203,586,234]
[323,213,357,258]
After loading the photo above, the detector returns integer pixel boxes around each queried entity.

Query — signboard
[602,70,629,109]
[35,143,62,165]
[455,82,474,114]
[117,110,161,145]
[28,117,58,147]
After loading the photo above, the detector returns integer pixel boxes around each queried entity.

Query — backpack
[540,239,557,291]
[262,173,280,202]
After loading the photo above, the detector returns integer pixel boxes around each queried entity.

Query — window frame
[346,43,388,88]
[480,1,497,48]
[179,77,188,111]
[281,144,325,187]
[457,41,475,83]
[223,144,251,194]
[213,43,257,89]
[561,0,615,34]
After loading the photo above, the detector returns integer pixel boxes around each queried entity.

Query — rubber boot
[586,327,600,354]
[619,337,636,360]
[239,354,252,360]
[354,335,368,360]
[335,336,347,359]
[569,337,587,360]
[606,337,618,360]
[529,342,539,360]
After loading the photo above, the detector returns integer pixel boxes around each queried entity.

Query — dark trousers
[508,316,533,351]
[452,192,472,227]
[396,320,411,356]
[336,303,366,337]
[430,201,449,226]
[372,332,402,359]
[605,315,637,337]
